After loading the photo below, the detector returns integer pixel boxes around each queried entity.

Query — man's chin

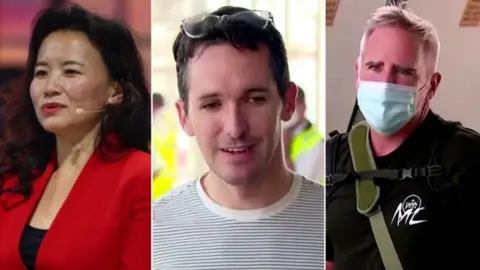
[215,167,261,186]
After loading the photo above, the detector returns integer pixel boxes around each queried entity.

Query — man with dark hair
[152,93,164,112]
[282,85,324,184]
[152,6,324,269]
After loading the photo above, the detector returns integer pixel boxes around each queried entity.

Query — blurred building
[0,0,151,85]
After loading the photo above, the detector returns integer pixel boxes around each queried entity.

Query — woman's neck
[56,124,100,168]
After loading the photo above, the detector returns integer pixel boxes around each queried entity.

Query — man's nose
[379,66,397,84]
[223,105,248,138]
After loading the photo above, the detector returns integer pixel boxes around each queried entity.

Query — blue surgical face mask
[357,80,417,135]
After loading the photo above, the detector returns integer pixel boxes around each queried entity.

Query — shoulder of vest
[298,126,322,138]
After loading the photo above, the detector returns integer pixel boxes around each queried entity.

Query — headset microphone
[75,108,106,114]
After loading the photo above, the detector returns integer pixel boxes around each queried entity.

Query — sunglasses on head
[181,10,274,39]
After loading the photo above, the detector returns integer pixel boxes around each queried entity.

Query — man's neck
[370,111,428,157]
[202,148,293,210]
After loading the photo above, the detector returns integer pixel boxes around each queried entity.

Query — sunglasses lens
[184,15,220,37]
[183,11,270,38]
[231,11,269,28]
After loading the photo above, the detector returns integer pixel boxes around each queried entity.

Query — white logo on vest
[391,194,427,226]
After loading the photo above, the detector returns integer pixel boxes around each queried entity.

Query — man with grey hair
[326,5,480,270]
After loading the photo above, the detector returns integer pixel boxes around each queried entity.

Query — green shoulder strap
[348,121,403,270]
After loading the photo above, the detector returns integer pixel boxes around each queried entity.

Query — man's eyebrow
[244,87,270,94]
[197,92,220,101]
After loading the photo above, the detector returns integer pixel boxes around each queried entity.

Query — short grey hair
[358,6,440,75]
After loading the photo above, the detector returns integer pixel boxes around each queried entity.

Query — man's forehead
[187,43,275,97]
[363,27,421,62]
[189,42,271,65]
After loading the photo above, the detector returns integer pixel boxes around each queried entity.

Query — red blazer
[0,149,151,270]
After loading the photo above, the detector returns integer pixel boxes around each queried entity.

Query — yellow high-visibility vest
[289,125,325,185]
[152,128,177,200]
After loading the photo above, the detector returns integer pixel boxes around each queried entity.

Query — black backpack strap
[325,131,342,186]
[326,121,468,190]
[326,165,444,190]
[356,166,442,181]
[325,130,342,262]
[325,121,466,195]
[328,130,340,138]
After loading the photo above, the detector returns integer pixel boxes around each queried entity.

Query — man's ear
[281,82,297,122]
[428,72,442,99]
[175,99,194,136]
[354,58,360,89]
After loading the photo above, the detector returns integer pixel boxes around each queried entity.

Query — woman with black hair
[0,4,151,270]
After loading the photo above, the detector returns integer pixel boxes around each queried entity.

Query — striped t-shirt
[152,174,325,270]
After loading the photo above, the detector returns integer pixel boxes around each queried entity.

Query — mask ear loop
[415,80,431,118]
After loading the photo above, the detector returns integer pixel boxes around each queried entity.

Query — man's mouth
[220,145,255,154]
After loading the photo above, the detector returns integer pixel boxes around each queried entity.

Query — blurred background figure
[152,92,179,199]
[283,85,324,184]
[152,92,165,113]
[152,93,165,179]
[151,0,325,196]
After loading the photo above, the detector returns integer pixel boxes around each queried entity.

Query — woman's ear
[107,83,123,105]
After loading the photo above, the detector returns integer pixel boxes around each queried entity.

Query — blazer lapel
[0,152,56,269]
[35,151,102,268]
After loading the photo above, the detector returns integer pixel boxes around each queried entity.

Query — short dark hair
[0,4,151,199]
[172,6,290,112]
[296,85,306,103]
[152,93,164,107]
